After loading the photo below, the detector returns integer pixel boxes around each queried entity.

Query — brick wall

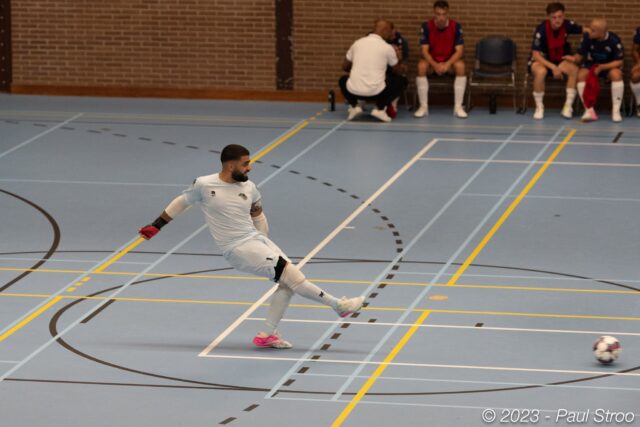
[9,0,640,99]
[11,0,275,89]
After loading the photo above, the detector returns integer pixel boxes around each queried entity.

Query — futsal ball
[593,336,621,364]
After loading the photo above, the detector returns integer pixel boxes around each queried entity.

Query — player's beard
[232,170,249,182]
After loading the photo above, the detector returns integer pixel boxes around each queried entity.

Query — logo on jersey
[210,190,216,197]
[238,193,248,200]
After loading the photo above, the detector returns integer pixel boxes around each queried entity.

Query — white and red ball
[593,336,621,364]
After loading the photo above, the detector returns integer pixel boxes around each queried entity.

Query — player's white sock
[416,76,429,107]
[577,82,586,105]
[533,91,544,109]
[265,284,293,334]
[565,88,577,108]
[630,81,640,106]
[454,76,467,108]
[279,263,338,309]
[611,81,624,114]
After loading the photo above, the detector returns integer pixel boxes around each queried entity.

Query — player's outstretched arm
[139,194,191,240]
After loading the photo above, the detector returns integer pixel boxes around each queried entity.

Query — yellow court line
[250,120,310,163]
[1,267,638,295]
[331,128,577,426]
[0,297,62,343]
[447,128,577,286]
[94,237,145,274]
[331,310,431,427]
[1,292,638,321]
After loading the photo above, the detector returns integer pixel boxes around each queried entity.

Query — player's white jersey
[182,173,261,253]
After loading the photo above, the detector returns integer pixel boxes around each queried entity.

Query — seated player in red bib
[528,2,584,120]
[414,0,467,119]
[630,26,640,117]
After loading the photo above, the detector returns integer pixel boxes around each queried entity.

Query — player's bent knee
[278,261,306,290]
[273,256,288,282]
[417,60,428,76]
[609,69,623,81]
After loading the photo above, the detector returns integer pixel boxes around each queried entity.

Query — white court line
[294,372,640,393]
[463,192,640,204]
[438,137,640,148]
[0,178,185,187]
[245,317,640,337]
[0,256,151,266]
[271,396,640,415]
[201,354,640,377]
[420,157,640,168]
[198,137,440,356]
[392,271,640,284]
[0,113,83,160]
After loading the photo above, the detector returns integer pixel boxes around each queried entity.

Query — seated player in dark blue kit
[631,27,640,117]
[573,18,624,122]
[385,23,409,118]
[528,2,584,120]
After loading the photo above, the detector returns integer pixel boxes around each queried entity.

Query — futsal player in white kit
[139,144,365,349]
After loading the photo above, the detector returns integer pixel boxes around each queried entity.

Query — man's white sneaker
[347,105,363,121]
[371,107,392,122]
[454,105,468,118]
[533,106,544,120]
[414,104,429,118]
[335,296,365,318]
[561,105,573,119]
[612,109,622,123]
[581,107,598,122]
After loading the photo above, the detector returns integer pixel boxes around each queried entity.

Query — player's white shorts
[224,235,290,280]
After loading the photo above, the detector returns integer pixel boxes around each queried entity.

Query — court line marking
[294,372,640,392]
[332,127,573,424]
[463,192,640,204]
[0,238,140,342]
[331,310,431,427]
[437,137,640,148]
[274,397,640,416]
[420,157,640,168]
[0,297,62,343]
[265,125,525,403]
[246,317,640,337]
[198,137,440,356]
[1,268,638,295]
[0,112,83,160]
[0,257,151,265]
[326,125,532,405]
[448,128,577,286]
[0,293,638,322]
[0,178,186,187]
[0,114,318,370]
[200,353,640,378]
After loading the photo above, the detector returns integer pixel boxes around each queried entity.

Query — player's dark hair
[546,2,565,14]
[220,144,250,163]
[433,0,449,9]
